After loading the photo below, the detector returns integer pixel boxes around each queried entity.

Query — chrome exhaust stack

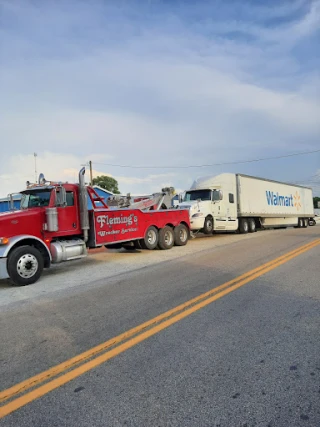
[79,167,89,242]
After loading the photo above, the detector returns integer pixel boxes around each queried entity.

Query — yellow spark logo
[294,191,301,211]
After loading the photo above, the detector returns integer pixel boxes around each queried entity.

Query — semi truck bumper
[0,258,9,280]
[190,217,205,231]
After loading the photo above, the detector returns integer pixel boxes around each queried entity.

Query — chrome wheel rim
[17,254,38,279]
[147,230,157,245]
[206,220,213,231]
[179,228,188,242]
[164,230,173,246]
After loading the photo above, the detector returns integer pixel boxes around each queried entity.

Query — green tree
[313,197,320,209]
[92,175,121,194]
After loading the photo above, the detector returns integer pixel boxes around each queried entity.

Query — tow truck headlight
[192,213,203,218]
[0,237,10,245]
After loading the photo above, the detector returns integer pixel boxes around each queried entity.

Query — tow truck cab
[0,173,89,286]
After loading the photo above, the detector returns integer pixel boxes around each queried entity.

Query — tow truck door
[55,188,80,234]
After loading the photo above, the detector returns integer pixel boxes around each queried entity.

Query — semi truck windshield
[184,190,212,201]
[20,190,52,208]
[184,189,221,202]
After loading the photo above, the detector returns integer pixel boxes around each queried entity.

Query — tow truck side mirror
[55,187,67,207]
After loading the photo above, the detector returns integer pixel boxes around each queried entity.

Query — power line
[93,148,320,170]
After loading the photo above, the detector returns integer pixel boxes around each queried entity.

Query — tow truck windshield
[20,190,52,209]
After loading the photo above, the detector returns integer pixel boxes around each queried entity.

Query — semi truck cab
[178,174,239,233]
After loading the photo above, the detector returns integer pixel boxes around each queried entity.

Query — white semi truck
[178,173,314,234]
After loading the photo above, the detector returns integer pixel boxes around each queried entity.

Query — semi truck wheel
[248,218,256,233]
[174,224,189,246]
[7,246,44,286]
[239,218,249,234]
[140,226,159,250]
[158,226,174,250]
[203,216,214,234]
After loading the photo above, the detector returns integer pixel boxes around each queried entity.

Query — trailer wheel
[239,218,249,234]
[158,226,174,250]
[309,218,316,226]
[298,218,304,228]
[7,246,44,286]
[248,218,256,233]
[140,226,159,250]
[203,216,214,234]
[303,218,308,228]
[174,224,189,246]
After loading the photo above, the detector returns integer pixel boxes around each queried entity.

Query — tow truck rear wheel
[174,224,189,246]
[7,246,43,286]
[140,226,159,250]
[158,226,174,250]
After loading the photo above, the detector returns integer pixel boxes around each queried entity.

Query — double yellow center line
[1,238,319,418]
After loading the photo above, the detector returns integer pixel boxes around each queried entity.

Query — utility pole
[34,153,37,183]
[89,160,93,186]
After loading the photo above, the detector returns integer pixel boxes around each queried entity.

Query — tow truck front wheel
[7,246,44,286]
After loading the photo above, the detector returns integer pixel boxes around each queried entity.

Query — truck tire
[248,218,256,233]
[303,218,308,228]
[309,218,316,226]
[239,218,249,234]
[140,226,159,250]
[298,218,304,228]
[174,224,189,246]
[158,226,174,250]
[7,246,44,286]
[203,216,214,234]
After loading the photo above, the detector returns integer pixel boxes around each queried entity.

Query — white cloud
[0,0,319,199]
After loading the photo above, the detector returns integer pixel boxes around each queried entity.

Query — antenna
[34,153,37,182]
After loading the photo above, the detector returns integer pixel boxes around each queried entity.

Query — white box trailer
[178,173,314,234]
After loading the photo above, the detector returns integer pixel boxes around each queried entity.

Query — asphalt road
[0,227,319,426]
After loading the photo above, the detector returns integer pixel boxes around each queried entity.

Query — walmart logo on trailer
[265,191,293,207]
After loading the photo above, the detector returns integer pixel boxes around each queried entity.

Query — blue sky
[0,0,319,197]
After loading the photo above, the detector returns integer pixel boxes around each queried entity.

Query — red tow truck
[0,168,190,286]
